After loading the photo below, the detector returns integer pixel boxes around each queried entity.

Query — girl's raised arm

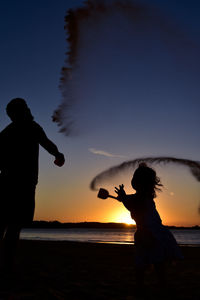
[115,184,126,202]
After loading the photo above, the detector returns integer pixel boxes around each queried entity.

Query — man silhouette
[0,98,65,272]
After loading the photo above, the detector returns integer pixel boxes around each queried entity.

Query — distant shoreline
[26,221,200,230]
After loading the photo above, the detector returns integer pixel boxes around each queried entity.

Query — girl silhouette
[115,163,183,289]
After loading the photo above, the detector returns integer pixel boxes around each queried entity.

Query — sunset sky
[0,0,199,226]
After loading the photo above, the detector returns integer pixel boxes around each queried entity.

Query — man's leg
[2,224,21,273]
[0,225,6,241]
[0,224,7,270]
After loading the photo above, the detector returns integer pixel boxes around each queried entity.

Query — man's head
[6,98,34,123]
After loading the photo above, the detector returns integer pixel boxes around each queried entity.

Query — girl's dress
[122,193,183,268]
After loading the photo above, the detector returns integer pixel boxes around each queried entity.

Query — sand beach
[0,241,199,300]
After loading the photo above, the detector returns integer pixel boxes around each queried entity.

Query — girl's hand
[115,184,126,202]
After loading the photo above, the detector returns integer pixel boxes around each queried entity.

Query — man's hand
[54,153,65,167]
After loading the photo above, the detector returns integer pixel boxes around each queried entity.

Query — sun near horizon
[103,210,136,225]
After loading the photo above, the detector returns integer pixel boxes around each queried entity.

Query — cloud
[89,148,126,158]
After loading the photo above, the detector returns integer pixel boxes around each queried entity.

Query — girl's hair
[131,163,163,198]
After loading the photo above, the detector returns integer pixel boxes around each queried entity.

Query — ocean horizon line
[28,221,200,230]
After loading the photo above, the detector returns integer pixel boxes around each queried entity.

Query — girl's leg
[154,262,166,287]
[136,266,145,288]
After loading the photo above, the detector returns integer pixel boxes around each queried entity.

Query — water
[20,228,200,246]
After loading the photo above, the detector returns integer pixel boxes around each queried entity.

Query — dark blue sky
[0,0,199,225]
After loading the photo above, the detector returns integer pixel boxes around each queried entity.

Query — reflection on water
[20,228,200,245]
[21,228,135,244]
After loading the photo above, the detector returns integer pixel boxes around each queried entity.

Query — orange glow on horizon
[35,170,200,227]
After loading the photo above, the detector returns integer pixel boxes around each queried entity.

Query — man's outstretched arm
[38,126,65,167]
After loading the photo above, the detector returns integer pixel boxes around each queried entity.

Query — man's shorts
[0,180,36,226]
